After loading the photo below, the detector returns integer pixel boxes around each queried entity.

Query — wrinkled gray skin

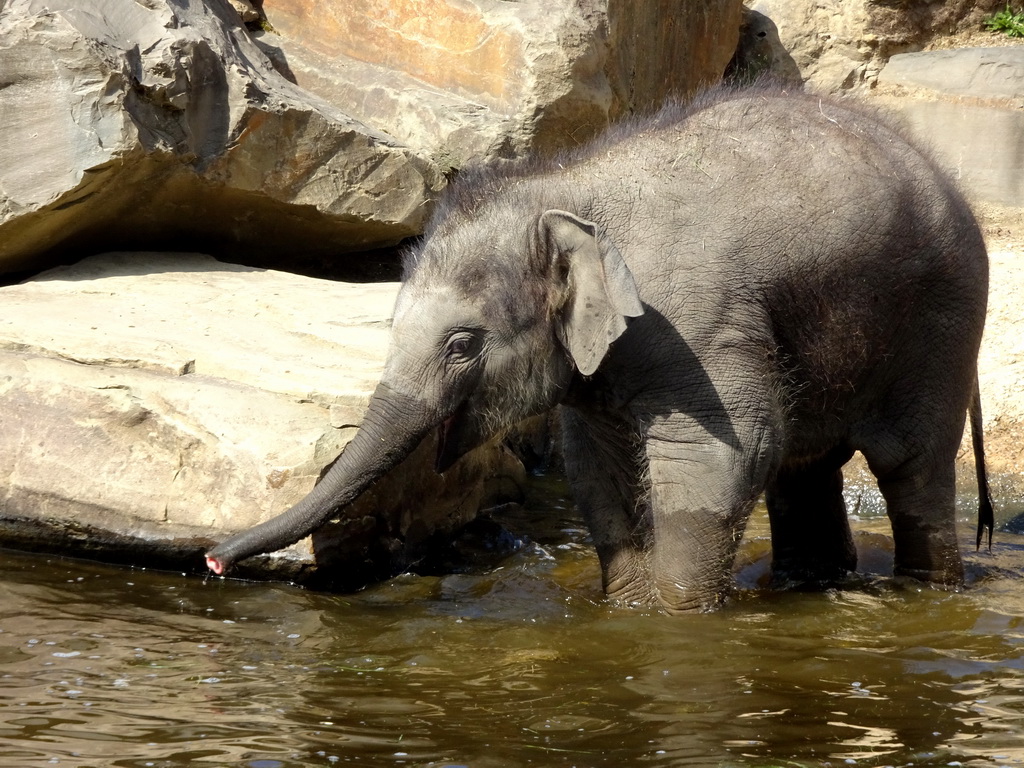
[207,87,991,613]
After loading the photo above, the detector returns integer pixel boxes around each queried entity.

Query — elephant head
[204,208,644,575]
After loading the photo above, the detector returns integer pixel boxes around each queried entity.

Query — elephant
[206,85,993,613]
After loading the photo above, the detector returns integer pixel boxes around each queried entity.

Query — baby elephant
[207,86,993,613]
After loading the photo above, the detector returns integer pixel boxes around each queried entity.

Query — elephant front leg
[644,438,769,614]
[561,408,655,607]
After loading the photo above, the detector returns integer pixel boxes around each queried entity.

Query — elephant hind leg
[869,452,963,587]
[766,445,857,586]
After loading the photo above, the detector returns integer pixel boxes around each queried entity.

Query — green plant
[984,4,1024,37]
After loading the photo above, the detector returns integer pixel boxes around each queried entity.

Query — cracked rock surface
[0,0,744,277]
[0,0,443,275]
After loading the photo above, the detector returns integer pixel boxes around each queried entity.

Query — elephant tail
[971,375,995,550]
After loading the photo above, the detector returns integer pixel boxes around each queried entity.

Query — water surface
[4,474,1024,767]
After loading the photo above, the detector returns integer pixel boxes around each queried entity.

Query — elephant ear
[540,209,644,376]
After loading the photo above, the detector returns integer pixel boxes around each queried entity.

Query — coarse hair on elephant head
[204,205,644,575]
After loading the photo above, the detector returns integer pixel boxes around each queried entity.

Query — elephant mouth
[435,399,470,474]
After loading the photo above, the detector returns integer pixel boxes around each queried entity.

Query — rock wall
[257,0,742,165]
[254,0,737,162]
[0,0,444,276]
[741,0,1011,92]
[0,0,742,278]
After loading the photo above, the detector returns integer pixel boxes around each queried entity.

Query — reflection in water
[2,475,1024,767]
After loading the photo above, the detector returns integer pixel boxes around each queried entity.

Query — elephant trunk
[205,382,435,574]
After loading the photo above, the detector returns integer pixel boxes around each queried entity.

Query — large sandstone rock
[874,48,1024,209]
[744,0,1011,92]
[0,0,743,278]
[251,0,745,166]
[0,0,443,276]
[0,253,524,586]
[880,47,1024,100]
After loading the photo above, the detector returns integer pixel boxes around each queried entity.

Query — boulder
[874,48,1024,209]
[0,0,443,276]
[880,47,1024,100]
[745,0,1012,92]
[0,0,744,278]
[255,0,745,168]
[0,253,525,586]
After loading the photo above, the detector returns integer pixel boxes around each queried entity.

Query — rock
[0,253,524,586]
[880,47,1024,100]
[874,48,1024,210]
[0,0,745,279]
[251,0,744,167]
[725,8,803,86]
[747,0,1013,92]
[0,0,443,277]
[744,0,882,91]
[229,0,260,24]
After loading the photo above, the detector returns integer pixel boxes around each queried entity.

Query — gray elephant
[206,86,993,613]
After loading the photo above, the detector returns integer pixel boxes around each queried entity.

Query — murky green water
[5,474,1024,768]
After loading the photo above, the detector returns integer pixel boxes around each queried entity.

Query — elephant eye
[445,330,482,360]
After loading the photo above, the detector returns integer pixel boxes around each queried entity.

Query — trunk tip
[205,554,226,575]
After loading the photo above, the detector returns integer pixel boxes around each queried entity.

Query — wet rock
[0,253,522,583]
[0,0,443,276]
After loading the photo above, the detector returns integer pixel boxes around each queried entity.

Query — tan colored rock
[0,253,523,585]
[0,0,442,276]
[256,0,744,166]
[0,252,394,404]
[871,48,1024,210]
[746,0,1013,92]
[229,0,260,23]
[1,0,744,278]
